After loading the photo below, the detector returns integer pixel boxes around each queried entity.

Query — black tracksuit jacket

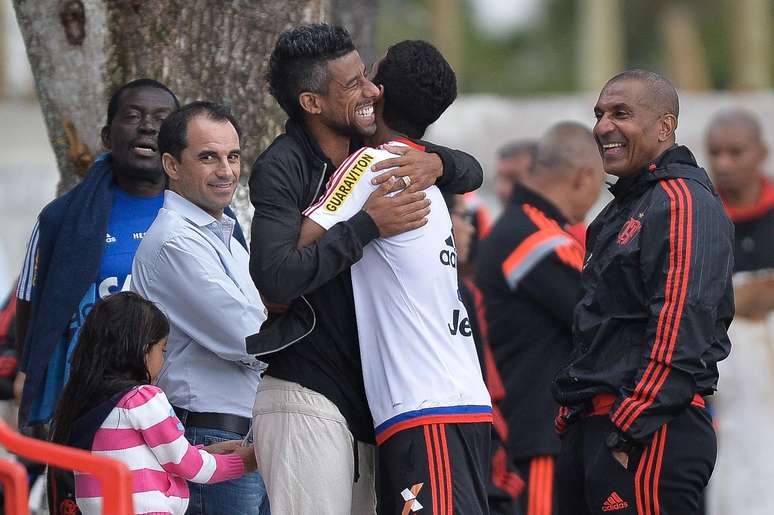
[553,145,735,443]
[476,185,584,459]
[247,118,483,442]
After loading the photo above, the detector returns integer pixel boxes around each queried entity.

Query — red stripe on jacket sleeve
[611,178,693,432]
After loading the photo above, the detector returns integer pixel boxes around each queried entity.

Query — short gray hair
[606,69,679,118]
[532,121,597,178]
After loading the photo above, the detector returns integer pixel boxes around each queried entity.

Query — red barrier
[0,419,133,514]
[0,457,29,515]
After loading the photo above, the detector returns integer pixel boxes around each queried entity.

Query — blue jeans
[184,426,270,515]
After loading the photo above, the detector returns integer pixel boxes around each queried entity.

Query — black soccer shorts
[377,422,491,515]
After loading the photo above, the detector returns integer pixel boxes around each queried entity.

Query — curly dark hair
[267,23,355,121]
[373,40,457,139]
[106,78,178,125]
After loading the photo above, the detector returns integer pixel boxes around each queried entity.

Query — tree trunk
[577,0,624,92]
[728,0,771,90]
[13,0,375,233]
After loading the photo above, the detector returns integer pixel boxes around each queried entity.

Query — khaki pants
[252,376,376,515]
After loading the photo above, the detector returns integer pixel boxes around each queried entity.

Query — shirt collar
[163,190,236,247]
[608,144,702,198]
[509,184,570,226]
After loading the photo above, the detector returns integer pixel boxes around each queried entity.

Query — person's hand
[612,449,629,469]
[13,372,25,405]
[364,178,431,237]
[371,146,442,193]
[733,276,774,320]
[204,439,243,455]
[235,444,258,473]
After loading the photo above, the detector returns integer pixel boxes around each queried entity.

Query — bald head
[605,69,679,119]
[707,108,762,142]
[706,108,767,200]
[525,121,604,223]
[532,122,600,179]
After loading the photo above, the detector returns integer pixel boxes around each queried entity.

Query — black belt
[172,406,251,436]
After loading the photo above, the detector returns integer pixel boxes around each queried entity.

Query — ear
[299,92,322,116]
[571,166,588,191]
[100,125,111,150]
[162,153,179,181]
[759,141,768,164]
[658,113,678,142]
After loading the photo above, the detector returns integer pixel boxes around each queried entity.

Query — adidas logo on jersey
[439,234,457,268]
[401,483,424,514]
[602,491,629,511]
[105,233,116,244]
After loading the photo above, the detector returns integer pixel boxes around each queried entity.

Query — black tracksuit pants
[513,456,558,515]
[556,407,715,515]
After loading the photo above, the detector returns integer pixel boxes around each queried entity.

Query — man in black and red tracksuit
[552,70,734,515]
[476,122,604,515]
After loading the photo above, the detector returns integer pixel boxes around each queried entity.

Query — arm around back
[248,156,378,303]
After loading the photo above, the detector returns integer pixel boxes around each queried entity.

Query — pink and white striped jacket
[75,385,244,515]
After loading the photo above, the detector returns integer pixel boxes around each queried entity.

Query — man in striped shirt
[552,70,734,515]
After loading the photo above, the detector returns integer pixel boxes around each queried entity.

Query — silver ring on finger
[402,175,412,188]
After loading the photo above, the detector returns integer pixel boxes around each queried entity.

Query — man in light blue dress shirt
[132,101,269,515]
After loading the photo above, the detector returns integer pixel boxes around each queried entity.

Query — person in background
[15,80,183,431]
[476,122,604,515]
[495,141,537,207]
[446,192,524,515]
[0,285,18,407]
[494,139,588,247]
[705,108,774,515]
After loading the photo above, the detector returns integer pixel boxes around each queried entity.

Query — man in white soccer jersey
[298,40,492,514]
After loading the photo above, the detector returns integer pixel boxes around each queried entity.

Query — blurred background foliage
[376,0,774,95]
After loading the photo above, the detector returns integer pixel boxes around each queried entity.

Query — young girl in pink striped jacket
[50,292,256,514]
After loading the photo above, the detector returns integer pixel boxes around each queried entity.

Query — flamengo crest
[617,217,642,245]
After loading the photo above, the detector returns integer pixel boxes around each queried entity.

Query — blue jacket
[19,156,246,426]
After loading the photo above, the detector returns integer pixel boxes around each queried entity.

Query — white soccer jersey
[305,140,492,444]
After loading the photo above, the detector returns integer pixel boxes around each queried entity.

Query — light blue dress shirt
[132,190,267,418]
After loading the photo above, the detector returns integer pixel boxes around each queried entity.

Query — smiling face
[102,86,177,182]
[593,79,672,178]
[316,51,380,137]
[163,116,241,219]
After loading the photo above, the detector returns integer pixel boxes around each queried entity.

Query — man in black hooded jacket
[552,70,734,515]
[247,25,483,514]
